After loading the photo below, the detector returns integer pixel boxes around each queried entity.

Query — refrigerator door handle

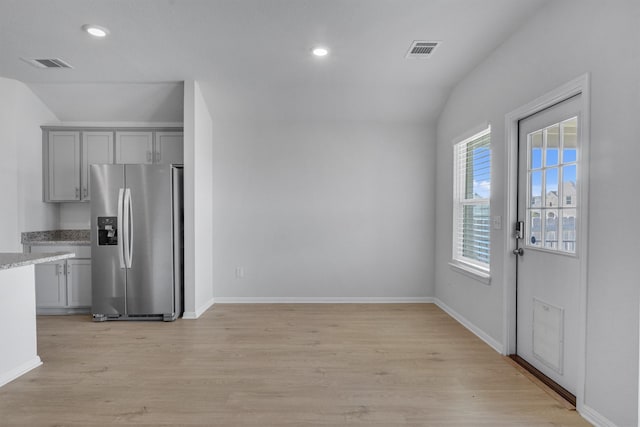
[117,188,125,269]
[124,188,133,268]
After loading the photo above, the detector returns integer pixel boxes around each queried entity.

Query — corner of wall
[182,297,214,320]
[182,79,215,314]
[0,77,61,250]
[183,80,196,313]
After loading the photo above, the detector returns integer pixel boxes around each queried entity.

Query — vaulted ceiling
[0,0,548,123]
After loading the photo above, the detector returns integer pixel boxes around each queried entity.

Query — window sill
[448,261,491,285]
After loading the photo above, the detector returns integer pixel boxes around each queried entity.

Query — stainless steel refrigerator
[90,164,183,321]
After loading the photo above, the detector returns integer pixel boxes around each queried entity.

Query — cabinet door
[67,259,92,307]
[48,131,81,201]
[155,132,183,164]
[82,131,114,200]
[115,131,153,164]
[35,261,67,307]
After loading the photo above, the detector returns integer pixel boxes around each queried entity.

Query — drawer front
[29,245,91,258]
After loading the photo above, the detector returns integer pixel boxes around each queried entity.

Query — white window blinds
[453,127,491,270]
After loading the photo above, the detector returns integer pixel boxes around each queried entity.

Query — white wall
[434,0,640,425]
[0,77,59,250]
[183,80,214,317]
[58,204,90,229]
[210,120,435,301]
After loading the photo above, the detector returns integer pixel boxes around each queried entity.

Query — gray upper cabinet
[155,131,184,164]
[116,130,183,165]
[44,127,182,202]
[115,131,154,164]
[47,131,81,201]
[44,129,114,202]
[82,131,114,201]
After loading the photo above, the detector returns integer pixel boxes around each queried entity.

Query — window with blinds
[452,126,491,271]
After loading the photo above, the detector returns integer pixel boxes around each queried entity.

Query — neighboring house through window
[452,126,491,274]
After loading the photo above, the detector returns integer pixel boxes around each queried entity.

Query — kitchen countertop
[21,230,90,246]
[0,252,76,270]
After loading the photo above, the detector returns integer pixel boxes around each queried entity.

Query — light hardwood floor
[0,304,589,426]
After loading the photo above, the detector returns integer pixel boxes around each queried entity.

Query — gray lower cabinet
[30,245,92,314]
[34,261,67,307]
[67,259,92,307]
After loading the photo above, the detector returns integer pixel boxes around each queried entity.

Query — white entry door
[516,94,583,395]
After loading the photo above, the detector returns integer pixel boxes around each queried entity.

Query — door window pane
[562,117,578,163]
[530,171,542,208]
[545,124,559,167]
[562,165,577,207]
[561,209,577,253]
[530,131,543,169]
[528,209,542,247]
[545,168,559,207]
[544,209,558,249]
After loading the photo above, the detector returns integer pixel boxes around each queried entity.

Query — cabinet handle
[156,151,161,162]
[75,188,79,198]
[57,264,63,276]
[83,188,88,198]
[147,151,152,162]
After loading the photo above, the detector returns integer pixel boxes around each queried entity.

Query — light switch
[492,216,502,230]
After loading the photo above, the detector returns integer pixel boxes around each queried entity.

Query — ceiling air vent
[21,57,73,69]
[405,41,440,59]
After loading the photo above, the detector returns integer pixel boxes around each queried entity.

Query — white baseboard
[433,298,504,354]
[0,356,42,388]
[182,297,215,319]
[579,404,618,427]
[212,297,435,304]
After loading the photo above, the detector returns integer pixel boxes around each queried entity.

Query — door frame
[502,73,590,411]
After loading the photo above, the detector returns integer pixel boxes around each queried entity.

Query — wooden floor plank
[0,304,589,426]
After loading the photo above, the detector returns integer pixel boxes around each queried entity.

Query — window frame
[451,125,492,278]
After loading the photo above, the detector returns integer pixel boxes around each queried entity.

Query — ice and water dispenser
[97,217,118,245]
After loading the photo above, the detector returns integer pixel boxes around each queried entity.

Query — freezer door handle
[123,188,133,268]
[117,188,125,269]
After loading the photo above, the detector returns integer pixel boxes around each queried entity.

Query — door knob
[513,248,524,256]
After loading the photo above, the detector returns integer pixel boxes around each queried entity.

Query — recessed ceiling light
[312,47,329,57]
[82,24,109,38]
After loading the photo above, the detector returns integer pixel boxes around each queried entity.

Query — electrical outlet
[235,267,244,279]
